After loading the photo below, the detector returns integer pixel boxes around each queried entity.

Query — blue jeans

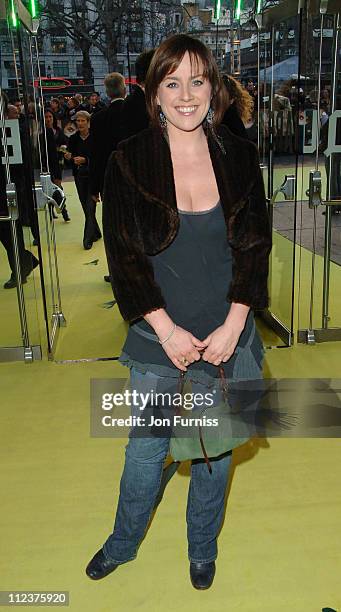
[103,368,232,564]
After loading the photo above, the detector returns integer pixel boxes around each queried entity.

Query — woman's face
[45,112,54,129]
[156,52,212,135]
[50,100,59,112]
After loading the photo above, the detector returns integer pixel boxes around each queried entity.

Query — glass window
[53,61,69,77]
[51,37,67,54]
[76,62,83,77]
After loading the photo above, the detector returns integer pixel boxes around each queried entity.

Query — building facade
[0,0,182,97]
[1,0,336,100]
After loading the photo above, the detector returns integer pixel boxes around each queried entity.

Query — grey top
[119,202,264,386]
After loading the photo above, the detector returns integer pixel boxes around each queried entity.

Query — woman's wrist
[224,302,250,331]
[159,323,177,345]
[144,308,174,340]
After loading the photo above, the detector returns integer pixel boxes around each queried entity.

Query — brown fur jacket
[102,124,272,322]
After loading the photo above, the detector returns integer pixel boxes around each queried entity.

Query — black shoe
[86,549,119,581]
[104,275,111,283]
[83,241,93,250]
[4,275,27,289]
[62,209,71,222]
[93,233,102,242]
[190,561,216,590]
[32,238,39,247]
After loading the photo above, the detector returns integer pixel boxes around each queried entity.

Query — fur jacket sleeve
[102,125,272,322]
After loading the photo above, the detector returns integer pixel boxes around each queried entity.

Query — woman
[87,35,271,589]
[64,110,101,249]
[44,109,70,222]
[221,73,254,139]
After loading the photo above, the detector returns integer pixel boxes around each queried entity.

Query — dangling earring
[158,106,167,129]
[206,107,215,125]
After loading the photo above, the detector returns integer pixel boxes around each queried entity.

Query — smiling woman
[87,34,272,590]
[145,34,227,128]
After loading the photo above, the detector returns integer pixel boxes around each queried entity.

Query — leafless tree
[42,0,183,78]
[41,1,100,82]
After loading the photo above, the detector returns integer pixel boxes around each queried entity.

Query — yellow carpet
[1,353,340,611]
[1,180,341,611]
[47,179,125,361]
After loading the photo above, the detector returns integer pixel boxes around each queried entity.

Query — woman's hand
[201,322,242,365]
[64,151,72,160]
[160,325,206,372]
[201,303,250,365]
[73,156,86,166]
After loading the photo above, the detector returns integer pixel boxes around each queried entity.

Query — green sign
[34,78,72,89]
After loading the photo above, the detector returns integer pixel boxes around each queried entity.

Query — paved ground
[273,199,341,266]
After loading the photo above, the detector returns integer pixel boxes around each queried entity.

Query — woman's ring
[182,357,189,366]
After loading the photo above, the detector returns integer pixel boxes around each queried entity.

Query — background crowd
[2,48,341,290]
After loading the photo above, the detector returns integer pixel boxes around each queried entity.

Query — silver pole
[30,35,46,173]
[10,219,30,346]
[44,206,57,314]
[49,205,63,314]
[257,19,261,152]
[322,12,339,329]
[308,12,325,332]
[0,89,12,185]
[269,24,274,198]
[315,13,324,171]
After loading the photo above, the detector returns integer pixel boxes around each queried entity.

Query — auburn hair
[145,34,228,128]
[222,74,254,123]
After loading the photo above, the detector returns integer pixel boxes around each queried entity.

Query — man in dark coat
[88,73,126,282]
[89,73,126,200]
[120,49,155,140]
